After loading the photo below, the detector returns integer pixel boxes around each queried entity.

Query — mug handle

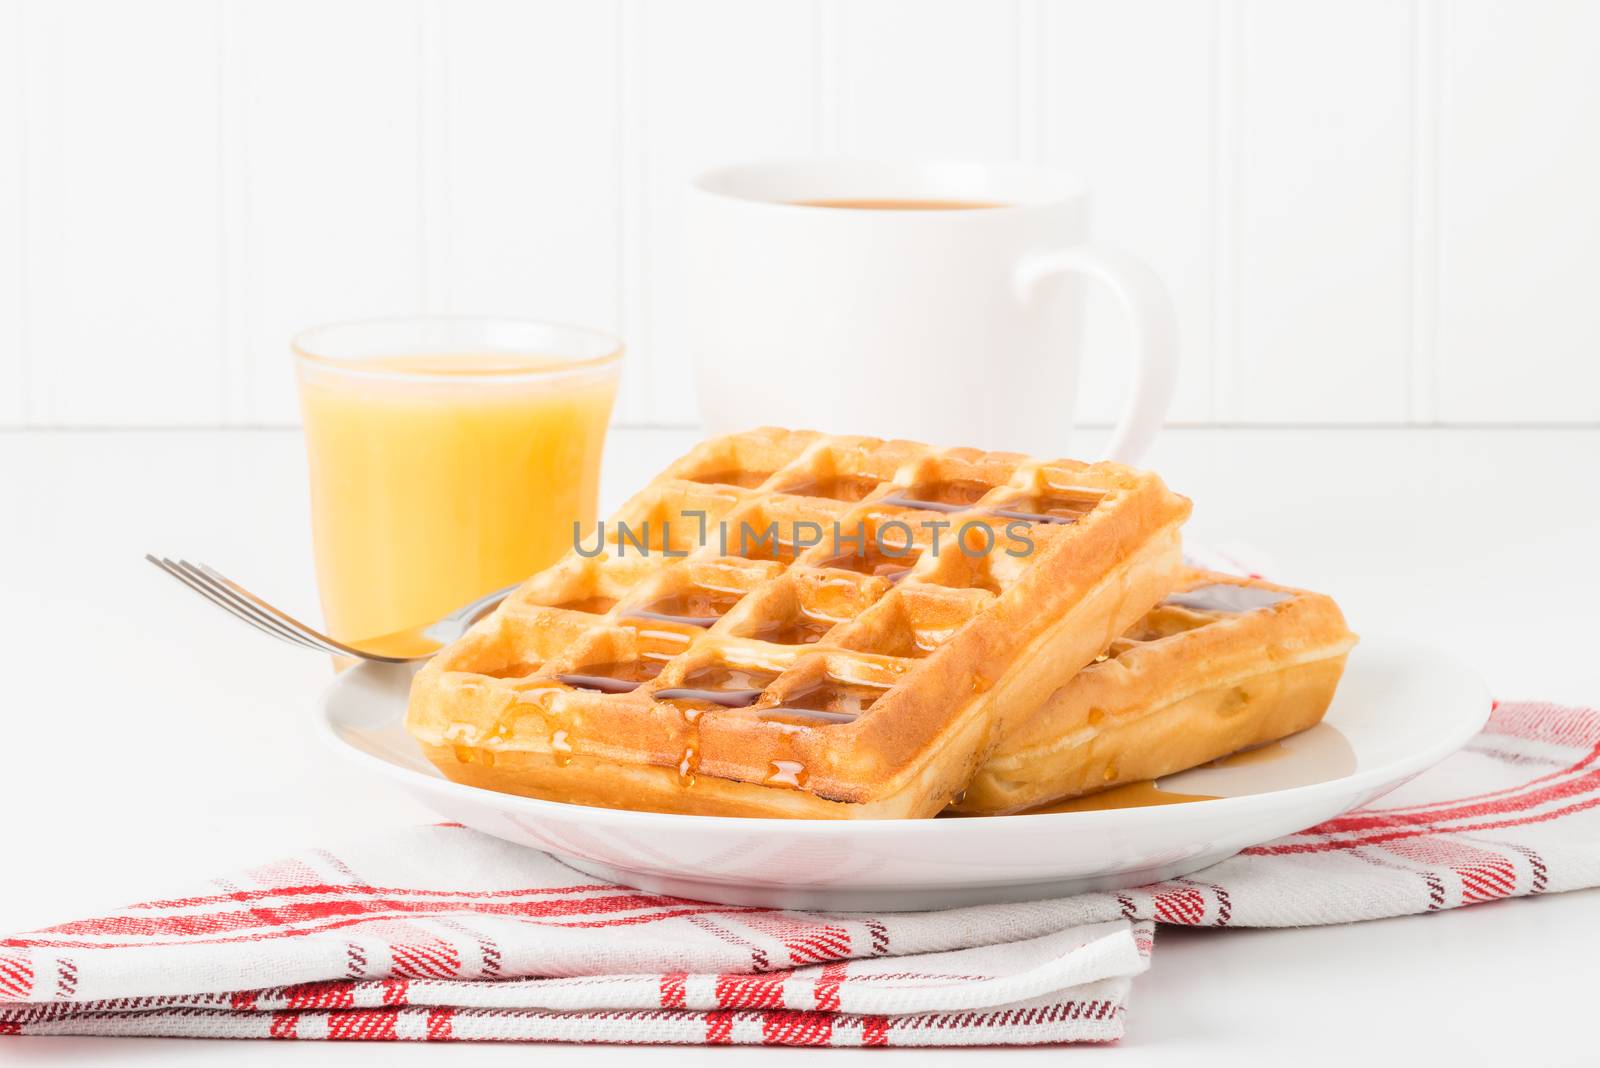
[1015,244,1178,465]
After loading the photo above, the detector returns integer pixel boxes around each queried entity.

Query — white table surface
[2,425,1598,1065]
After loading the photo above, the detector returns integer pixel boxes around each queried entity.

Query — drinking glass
[293,316,621,645]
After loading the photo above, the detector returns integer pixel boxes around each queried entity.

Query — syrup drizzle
[966,732,1354,816]
[622,621,698,665]
[986,489,1104,526]
[549,729,573,767]
[744,612,838,646]
[778,473,883,502]
[553,595,618,614]
[757,706,858,725]
[731,535,803,564]
[820,542,919,582]
[556,673,641,694]
[553,656,666,695]
[655,664,780,710]
[779,676,889,718]
[1018,781,1216,814]
[879,478,995,513]
[623,608,721,628]
[878,494,965,514]
[622,586,747,630]
[766,760,808,788]
[653,686,764,708]
[1163,583,1293,614]
[510,681,566,706]
[484,659,544,680]
[689,468,771,489]
[988,507,1077,525]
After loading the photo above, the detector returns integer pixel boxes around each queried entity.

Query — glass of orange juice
[293,316,621,648]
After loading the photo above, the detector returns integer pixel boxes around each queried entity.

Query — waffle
[952,570,1358,815]
[406,427,1192,818]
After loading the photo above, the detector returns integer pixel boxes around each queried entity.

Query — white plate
[318,636,1489,911]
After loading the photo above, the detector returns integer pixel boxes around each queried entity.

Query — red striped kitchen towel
[3,700,1598,1047]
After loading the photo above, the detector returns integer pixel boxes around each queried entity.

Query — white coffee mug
[686,159,1177,462]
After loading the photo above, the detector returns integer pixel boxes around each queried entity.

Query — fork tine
[149,556,329,653]
[173,560,348,657]
[164,559,338,655]
[147,556,296,647]
[187,561,359,658]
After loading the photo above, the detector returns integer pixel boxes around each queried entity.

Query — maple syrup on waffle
[756,706,858,726]
[655,663,780,709]
[552,594,618,614]
[769,676,888,723]
[555,658,664,694]
[987,488,1103,525]
[658,665,783,788]
[880,478,993,513]
[622,586,746,628]
[1003,741,1296,814]
[1120,605,1216,644]
[688,468,772,489]
[1018,781,1217,813]
[485,658,544,679]
[744,610,838,646]
[778,473,883,502]
[820,538,919,582]
[731,529,803,564]
[1163,584,1292,614]
[766,760,808,787]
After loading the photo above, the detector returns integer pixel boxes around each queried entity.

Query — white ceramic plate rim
[315,633,1492,835]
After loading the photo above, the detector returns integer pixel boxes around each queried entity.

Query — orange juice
[294,320,620,646]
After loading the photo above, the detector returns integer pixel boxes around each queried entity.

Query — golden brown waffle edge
[953,569,1359,815]
[405,427,1192,818]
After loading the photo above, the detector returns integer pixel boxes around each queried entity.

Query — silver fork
[145,556,517,663]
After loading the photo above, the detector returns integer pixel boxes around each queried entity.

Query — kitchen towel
[3,700,1597,1047]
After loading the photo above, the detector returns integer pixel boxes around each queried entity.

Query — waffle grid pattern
[415,427,1189,813]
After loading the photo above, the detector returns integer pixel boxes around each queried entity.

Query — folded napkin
[4,700,1597,1047]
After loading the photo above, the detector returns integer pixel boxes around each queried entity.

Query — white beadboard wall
[1,0,1597,428]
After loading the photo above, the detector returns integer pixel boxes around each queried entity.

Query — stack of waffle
[407,428,1356,818]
